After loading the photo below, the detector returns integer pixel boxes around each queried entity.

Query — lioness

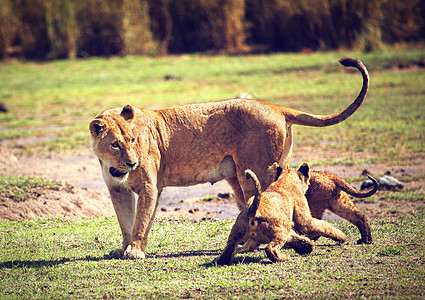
[269,163,378,244]
[89,58,369,259]
[215,164,346,265]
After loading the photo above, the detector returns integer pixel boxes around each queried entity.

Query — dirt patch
[0,146,424,221]
[0,186,114,221]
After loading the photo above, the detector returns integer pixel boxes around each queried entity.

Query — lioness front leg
[124,180,161,259]
[106,182,136,258]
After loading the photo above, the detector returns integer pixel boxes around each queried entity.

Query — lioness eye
[112,142,120,149]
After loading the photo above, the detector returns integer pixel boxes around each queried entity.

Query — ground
[1,145,423,222]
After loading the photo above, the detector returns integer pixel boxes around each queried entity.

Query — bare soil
[0,146,424,221]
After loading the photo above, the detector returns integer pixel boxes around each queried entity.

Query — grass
[362,190,425,204]
[0,212,424,299]
[1,48,424,163]
[0,49,424,298]
[0,176,73,203]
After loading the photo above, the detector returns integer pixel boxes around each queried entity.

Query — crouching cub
[269,163,378,244]
[215,163,346,265]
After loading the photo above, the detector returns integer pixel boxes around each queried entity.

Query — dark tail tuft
[339,57,362,68]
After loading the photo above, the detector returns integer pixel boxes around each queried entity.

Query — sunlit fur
[215,164,347,265]
[89,58,369,259]
[268,162,378,244]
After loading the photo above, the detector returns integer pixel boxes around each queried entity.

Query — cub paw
[237,239,259,254]
[338,235,347,244]
[357,238,372,245]
[214,256,232,266]
[292,238,315,255]
[123,245,146,259]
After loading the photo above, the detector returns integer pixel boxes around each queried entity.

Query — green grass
[0,176,73,203]
[0,213,424,299]
[1,49,424,162]
[363,190,425,204]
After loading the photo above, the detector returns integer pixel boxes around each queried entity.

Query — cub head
[89,104,139,181]
[271,162,310,194]
[247,216,272,244]
[267,162,283,182]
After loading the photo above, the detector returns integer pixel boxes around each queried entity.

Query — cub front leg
[284,229,315,255]
[215,215,248,265]
[124,180,161,259]
[216,243,238,266]
[265,239,289,263]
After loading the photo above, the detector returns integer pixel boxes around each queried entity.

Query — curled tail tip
[367,175,379,186]
[366,175,379,195]
[339,57,362,68]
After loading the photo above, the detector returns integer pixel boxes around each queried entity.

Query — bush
[1,0,424,60]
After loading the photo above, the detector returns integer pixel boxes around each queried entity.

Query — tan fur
[268,163,378,244]
[89,58,368,259]
[215,164,346,265]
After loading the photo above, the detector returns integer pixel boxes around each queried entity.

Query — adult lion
[90,57,369,259]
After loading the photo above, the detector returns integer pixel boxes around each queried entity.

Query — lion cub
[215,163,346,265]
[269,163,378,244]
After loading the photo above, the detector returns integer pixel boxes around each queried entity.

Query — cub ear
[121,104,135,122]
[267,162,283,181]
[298,163,310,179]
[275,166,283,181]
[89,119,107,138]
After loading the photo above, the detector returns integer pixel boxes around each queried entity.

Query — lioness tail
[286,57,369,127]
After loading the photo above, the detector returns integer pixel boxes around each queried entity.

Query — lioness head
[89,104,139,181]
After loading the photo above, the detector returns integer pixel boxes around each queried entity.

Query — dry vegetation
[1,0,424,59]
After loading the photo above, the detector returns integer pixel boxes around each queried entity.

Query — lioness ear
[298,163,310,179]
[89,119,107,138]
[121,104,135,122]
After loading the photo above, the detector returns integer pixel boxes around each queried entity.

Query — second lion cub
[269,163,378,244]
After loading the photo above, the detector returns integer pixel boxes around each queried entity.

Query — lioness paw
[108,248,124,259]
[123,245,146,259]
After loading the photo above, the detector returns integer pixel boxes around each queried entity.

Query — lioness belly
[162,155,236,186]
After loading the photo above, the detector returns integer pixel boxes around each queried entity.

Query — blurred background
[1,0,424,60]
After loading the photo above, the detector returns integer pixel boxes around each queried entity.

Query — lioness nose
[126,162,137,168]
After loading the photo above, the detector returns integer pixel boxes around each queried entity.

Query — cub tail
[245,169,262,218]
[336,174,378,198]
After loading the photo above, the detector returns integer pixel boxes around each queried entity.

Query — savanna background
[0,0,424,298]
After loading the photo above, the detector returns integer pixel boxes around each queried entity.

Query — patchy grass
[356,190,425,205]
[0,176,73,203]
[1,49,424,299]
[1,49,424,163]
[0,210,424,299]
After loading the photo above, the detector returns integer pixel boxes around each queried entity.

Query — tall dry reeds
[44,0,76,59]
[0,0,423,60]
[122,0,154,55]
